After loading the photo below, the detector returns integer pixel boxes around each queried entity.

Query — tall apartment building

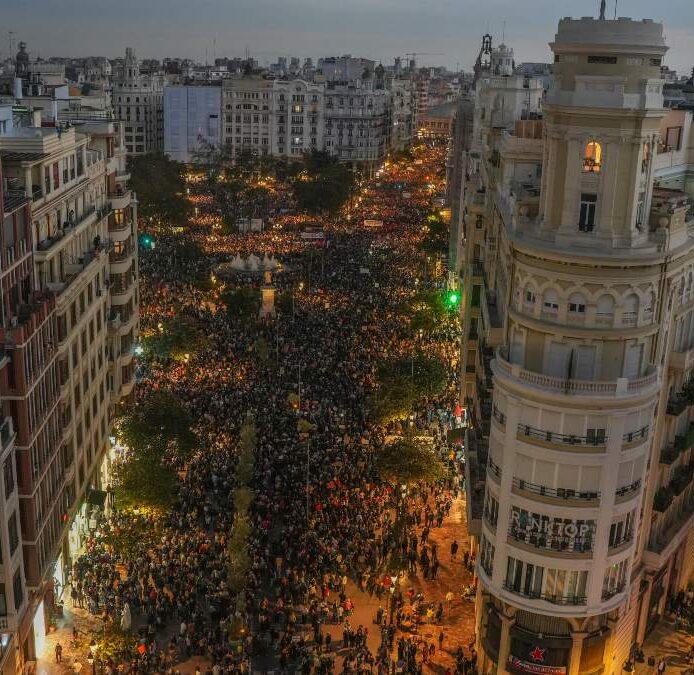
[112,48,165,155]
[324,78,390,168]
[453,17,694,675]
[389,77,415,152]
[0,105,137,671]
[164,85,222,163]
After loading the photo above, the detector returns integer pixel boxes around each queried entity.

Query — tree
[375,435,447,485]
[369,380,417,425]
[406,291,448,334]
[223,287,260,321]
[112,451,179,512]
[118,390,196,459]
[377,353,448,400]
[128,153,191,226]
[144,315,209,362]
[293,151,355,214]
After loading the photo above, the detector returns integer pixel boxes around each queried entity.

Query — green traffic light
[447,291,460,306]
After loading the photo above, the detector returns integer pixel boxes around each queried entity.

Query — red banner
[508,657,566,675]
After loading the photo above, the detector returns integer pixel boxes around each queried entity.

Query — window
[596,295,615,325]
[636,192,646,229]
[480,536,495,576]
[12,569,22,611]
[524,289,536,305]
[664,126,683,152]
[642,142,651,173]
[586,428,606,445]
[583,141,602,173]
[588,55,618,64]
[579,193,598,232]
[543,289,559,314]
[3,459,14,499]
[8,513,18,556]
[568,293,586,314]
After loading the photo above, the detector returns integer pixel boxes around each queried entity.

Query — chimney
[32,110,42,128]
[51,99,58,125]
[13,78,22,101]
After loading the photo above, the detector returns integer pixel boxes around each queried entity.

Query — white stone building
[112,48,165,155]
[451,16,694,675]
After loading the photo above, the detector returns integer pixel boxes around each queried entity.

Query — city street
[45,142,478,674]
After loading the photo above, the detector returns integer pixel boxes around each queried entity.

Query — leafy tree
[112,451,179,512]
[293,151,355,214]
[144,315,208,362]
[375,435,447,485]
[377,353,448,399]
[118,390,196,459]
[369,380,417,425]
[406,291,448,334]
[227,513,252,594]
[128,153,191,226]
[223,286,260,321]
[253,337,271,365]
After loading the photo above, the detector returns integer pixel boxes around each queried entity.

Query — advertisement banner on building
[508,656,566,675]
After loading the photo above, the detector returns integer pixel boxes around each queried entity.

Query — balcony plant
[653,486,674,513]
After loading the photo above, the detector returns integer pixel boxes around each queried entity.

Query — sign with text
[508,656,566,675]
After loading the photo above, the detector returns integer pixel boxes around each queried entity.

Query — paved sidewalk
[635,618,693,675]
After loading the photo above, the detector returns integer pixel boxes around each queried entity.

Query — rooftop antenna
[502,20,506,44]
[614,0,618,19]
[599,0,607,20]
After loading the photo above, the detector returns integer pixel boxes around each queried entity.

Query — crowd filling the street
[46,143,481,675]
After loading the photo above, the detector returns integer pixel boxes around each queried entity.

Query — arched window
[524,286,536,306]
[596,295,615,325]
[543,289,559,315]
[644,291,656,320]
[583,141,602,173]
[568,293,586,314]
[623,294,639,326]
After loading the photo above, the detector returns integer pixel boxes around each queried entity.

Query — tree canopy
[223,286,261,321]
[293,151,355,215]
[375,434,447,485]
[127,153,191,226]
[118,390,196,459]
[143,314,209,362]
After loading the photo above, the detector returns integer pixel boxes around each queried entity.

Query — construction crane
[403,52,444,68]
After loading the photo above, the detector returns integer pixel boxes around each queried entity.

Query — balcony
[645,490,694,569]
[35,206,97,259]
[508,525,594,558]
[615,480,642,504]
[669,344,694,372]
[517,423,607,453]
[3,189,29,214]
[494,348,659,399]
[601,583,626,602]
[0,417,14,452]
[512,477,600,507]
[503,583,587,606]
[109,188,131,211]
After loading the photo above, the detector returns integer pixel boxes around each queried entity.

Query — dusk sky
[5,0,694,73]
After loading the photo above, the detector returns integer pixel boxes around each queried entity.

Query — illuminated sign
[508,656,566,675]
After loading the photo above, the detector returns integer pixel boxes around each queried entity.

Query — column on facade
[556,136,583,234]
[585,413,625,605]
[490,394,522,589]
[568,631,588,675]
[497,607,517,675]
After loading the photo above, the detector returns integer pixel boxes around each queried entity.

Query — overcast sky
[4,0,693,74]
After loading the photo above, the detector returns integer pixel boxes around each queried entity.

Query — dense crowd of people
[64,143,477,674]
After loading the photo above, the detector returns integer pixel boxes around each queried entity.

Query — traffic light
[140,234,155,249]
[446,290,460,307]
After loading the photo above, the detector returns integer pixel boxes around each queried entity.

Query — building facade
[453,17,694,675]
[0,106,137,671]
[112,48,165,155]
[164,85,222,163]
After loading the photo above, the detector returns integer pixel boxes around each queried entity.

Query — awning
[86,489,107,508]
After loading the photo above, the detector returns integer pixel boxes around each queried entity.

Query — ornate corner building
[452,15,694,675]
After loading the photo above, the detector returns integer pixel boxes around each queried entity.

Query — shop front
[508,626,571,675]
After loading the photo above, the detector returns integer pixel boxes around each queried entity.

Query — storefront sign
[511,510,594,538]
[508,656,566,675]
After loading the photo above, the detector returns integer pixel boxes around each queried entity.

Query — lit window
[583,141,602,173]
